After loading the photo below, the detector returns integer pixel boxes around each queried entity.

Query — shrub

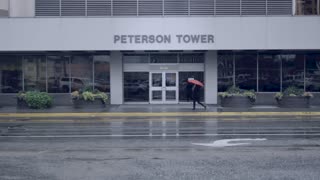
[275,86,313,101]
[18,91,53,109]
[71,91,80,99]
[71,90,109,104]
[82,91,95,101]
[283,86,304,96]
[218,86,256,102]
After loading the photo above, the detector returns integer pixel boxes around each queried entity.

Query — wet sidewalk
[0,104,320,113]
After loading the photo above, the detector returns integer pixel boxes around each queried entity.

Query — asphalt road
[1,116,320,180]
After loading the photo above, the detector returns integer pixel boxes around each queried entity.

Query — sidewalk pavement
[0,104,320,118]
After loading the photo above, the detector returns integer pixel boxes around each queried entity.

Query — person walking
[185,80,193,102]
[192,84,206,110]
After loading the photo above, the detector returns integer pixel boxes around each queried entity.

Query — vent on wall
[87,0,112,16]
[267,0,293,15]
[242,0,266,15]
[190,0,214,16]
[61,0,86,16]
[164,0,188,15]
[138,0,163,16]
[35,0,60,16]
[113,0,137,16]
[35,0,293,17]
[216,0,241,15]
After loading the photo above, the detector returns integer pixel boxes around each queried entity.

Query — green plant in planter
[95,92,109,104]
[17,91,27,100]
[218,86,256,102]
[71,91,80,100]
[17,91,53,109]
[82,91,95,101]
[275,86,313,101]
[71,90,109,104]
[274,92,283,101]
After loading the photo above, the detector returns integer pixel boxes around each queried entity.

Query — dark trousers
[193,98,206,109]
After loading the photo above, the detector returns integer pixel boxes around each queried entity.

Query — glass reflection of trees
[124,72,149,102]
[218,54,233,92]
[306,54,320,91]
[235,53,257,91]
[0,56,22,93]
[281,54,304,90]
[259,53,281,92]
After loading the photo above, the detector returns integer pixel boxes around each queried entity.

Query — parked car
[59,77,90,92]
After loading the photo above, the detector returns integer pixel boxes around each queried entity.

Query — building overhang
[0,16,320,51]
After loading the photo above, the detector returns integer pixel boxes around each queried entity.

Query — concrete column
[0,0,9,17]
[110,51,123,104]
[205,50,218,104]
[9,0,35,17]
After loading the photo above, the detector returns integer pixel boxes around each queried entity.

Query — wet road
[1,116,320,180]
[1,116,320,137]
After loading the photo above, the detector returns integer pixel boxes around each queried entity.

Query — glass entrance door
[150,72,178,104]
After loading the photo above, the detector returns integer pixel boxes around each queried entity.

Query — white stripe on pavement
[1,134,320,138]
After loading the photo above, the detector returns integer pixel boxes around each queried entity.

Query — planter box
[17,99,29,109]
[277,96,310,108]
[72,99,106,109]
[220,96,253,108]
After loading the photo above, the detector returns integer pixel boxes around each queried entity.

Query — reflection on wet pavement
[1,117,320,137]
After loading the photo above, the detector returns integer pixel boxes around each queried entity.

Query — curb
[0,112,320,118]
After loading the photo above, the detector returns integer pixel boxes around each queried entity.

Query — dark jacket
[186,83,193,100]
[192,85,201,100]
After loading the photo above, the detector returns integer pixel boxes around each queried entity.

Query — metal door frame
[149,71,178,104]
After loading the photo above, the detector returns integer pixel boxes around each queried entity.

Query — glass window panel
[124,72,149,102]
[165,73,176,87]
[94,55,110,93]
[179,54,204,63]
[282,54,304,90]
[166,90,176,100]
[306,53,320,92]
[218,53,234,92]
[152,73,162,87]
[47,56,70,93]
[0,55,22,93]
[23,56,47,92]
[179,72,204,102]
[150,54,178,63]
[258,53,281,92]
[152,91,162,101]
[123,54,149,63]
[70,55,93,92]
[296,0,319,15]
[235,53,257,91]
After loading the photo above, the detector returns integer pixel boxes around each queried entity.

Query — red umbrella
[188,79,204,87]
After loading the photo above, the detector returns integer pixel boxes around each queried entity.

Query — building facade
[0,0,320,106]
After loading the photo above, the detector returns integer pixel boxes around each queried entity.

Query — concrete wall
[0,0,8,17]
[1,93,319,107]
[0,16,320,51]
[110,51,123,105]
[9,0,35,17]
[0,0,8,9]
[0,94,72,107]
[217,93,279,106]
[217,92,320,106]
[205,51,218,104]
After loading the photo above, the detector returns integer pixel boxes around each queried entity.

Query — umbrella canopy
[188,79,204,87]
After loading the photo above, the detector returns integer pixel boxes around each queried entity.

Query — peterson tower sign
[114,34,214,44]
